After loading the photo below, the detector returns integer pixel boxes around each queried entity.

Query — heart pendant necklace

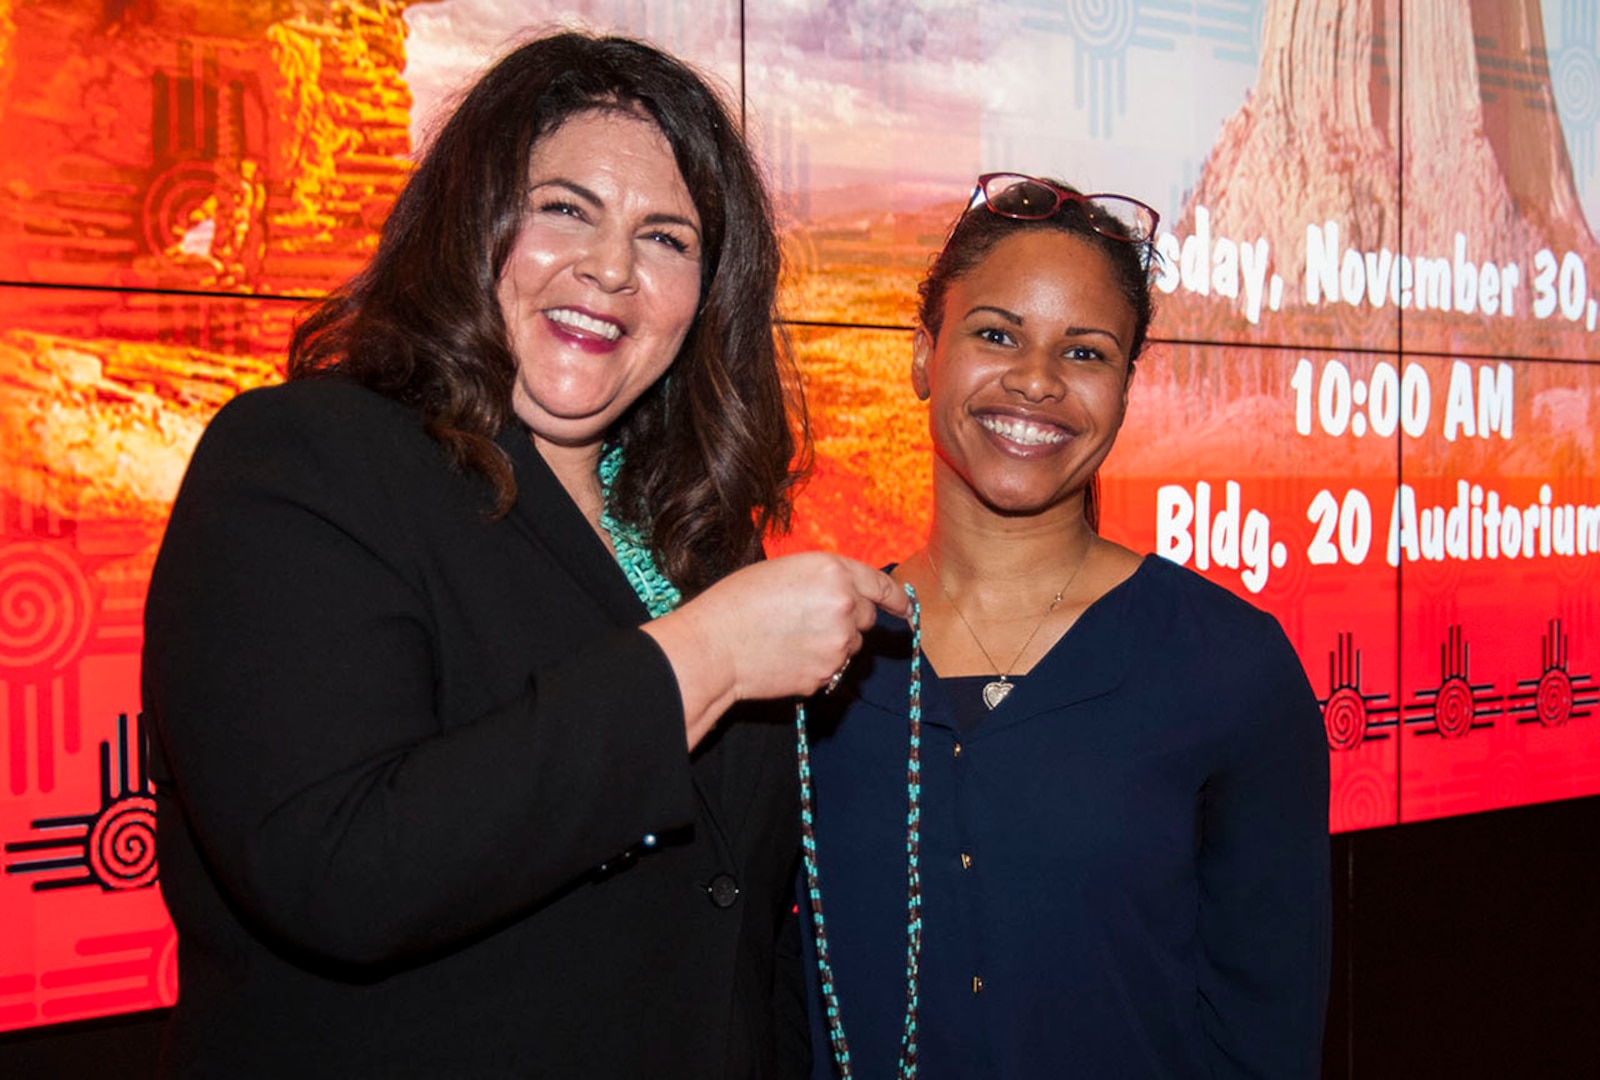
[925,544,1092,710]
[981,679,1014,711]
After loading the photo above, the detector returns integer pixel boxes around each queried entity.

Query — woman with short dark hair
[144,31,902,1077]
[798,174,1329,1078]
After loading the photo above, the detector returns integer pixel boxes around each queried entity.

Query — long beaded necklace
[796,584,923,1079]
[597,444,681,617]
[925,546,1090,710]
[600,445,926,1076]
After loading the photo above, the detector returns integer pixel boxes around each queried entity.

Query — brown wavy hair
[915,178,1156,531]
[288,32,804,598]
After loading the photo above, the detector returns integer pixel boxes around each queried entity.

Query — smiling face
[497,109,704,458]
[913,228,1137,519]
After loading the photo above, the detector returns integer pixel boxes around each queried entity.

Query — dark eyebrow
[964,304,1127,350]
[641,211,702,237]
[963,304,1023,325]
[531,177,602,204]
[530,178,701,238]
[1062,324,1126,347]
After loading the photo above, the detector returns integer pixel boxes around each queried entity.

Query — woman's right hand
[642,553,910,748]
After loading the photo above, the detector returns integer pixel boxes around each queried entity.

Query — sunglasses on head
[969,173,1160,252]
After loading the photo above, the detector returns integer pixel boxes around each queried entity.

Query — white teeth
[977,414,1067,446]
[547,308,622,340]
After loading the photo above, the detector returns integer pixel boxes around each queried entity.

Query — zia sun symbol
[1320,632,1398,751]
[1507,618,1598,729]
[1406,625,1500,739]
[4,714,158,891]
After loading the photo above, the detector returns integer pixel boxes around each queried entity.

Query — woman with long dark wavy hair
[143,31,902,1078]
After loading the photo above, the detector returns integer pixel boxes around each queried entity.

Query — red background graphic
[2,0,1598,1034]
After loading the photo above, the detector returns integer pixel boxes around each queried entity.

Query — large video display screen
[2,0,1596,1033]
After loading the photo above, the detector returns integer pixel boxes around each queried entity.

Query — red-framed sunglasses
[969,173,1161,249]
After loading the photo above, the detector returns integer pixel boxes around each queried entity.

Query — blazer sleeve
[1194,614,1332,1078]
[143,386,699,969]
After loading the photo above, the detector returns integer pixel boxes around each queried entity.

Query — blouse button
[960,852,972,870]
[972,976,984,994]
[953,742,963,758]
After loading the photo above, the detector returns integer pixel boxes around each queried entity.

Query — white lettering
[1181,206,1212,297]
[1453,233,1478,314]
[1364,248,1394,308]
[1414,255,1451,312]
[1306,221,1340,305]
[1578,506,1600,555]
[1156,485,1194,564]
[1477,363,1513,439]
[1442,361,1476,441]
[1213,237,1239,301]
[1154,233,1182,294]
[1387,484,1420,566]
[1240,238,1269,324]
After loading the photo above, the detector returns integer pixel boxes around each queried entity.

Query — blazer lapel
[494,425,777,850]
[494,426,648,626]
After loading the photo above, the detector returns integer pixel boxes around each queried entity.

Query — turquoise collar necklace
[598,444,680,617]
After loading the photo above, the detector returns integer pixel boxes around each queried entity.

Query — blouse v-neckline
[865,556,1155,737]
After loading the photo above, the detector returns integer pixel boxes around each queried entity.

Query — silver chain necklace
[924,544,1091,709]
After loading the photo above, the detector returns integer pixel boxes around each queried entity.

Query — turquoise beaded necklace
[598,444,681,618]
[600,445,926,1076]
[796,585,924,1079]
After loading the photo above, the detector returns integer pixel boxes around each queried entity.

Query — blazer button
[707,873,740,908]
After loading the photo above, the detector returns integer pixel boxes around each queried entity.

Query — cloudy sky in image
[399,0,1268,221]
[401,1,1598,235]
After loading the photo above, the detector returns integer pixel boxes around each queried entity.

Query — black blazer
[143,378,805,1078]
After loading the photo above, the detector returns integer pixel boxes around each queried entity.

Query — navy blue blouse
[801,555,1330,1078]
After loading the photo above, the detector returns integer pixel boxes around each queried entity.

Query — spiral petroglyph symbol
[1323,685,1368,751]
[1322,632,1397,756]
[141,158,222,258]
[1334,771,1392,831]
[1508,620,1596,729]
[1064,0,1137,53]
[1535,667,1573,728]
[1487,753,1527,807]
[1406,625,1498,739]
[0,541,94,672]
[4,715,158,892]
[1554,46,1600,129]
[1433,676,1475,739]
[86,795,159,890]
